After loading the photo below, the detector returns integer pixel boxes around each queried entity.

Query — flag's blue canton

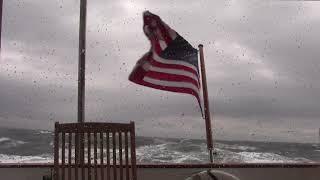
[160,34,199,72]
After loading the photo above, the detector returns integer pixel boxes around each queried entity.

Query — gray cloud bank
[1,0,320,143]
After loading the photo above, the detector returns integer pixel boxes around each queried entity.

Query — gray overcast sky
[1,0,320,143]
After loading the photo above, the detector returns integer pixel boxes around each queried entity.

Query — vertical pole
[0,0,3,52]
[54,122,59,180]
[78,0,87,171]
[78,0,87,123]
[198,44,214,163]
[318,128,320,145]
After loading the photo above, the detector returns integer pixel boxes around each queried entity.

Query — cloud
[1,0,320,142]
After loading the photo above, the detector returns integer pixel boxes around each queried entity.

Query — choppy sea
[0,127,319,164]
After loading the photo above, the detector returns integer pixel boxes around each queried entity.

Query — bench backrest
[54,122,137,180]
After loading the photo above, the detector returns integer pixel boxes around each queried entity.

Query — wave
[0,133,316,164]
[0,137,11,143]
[0,146,313,164]
[38,130,52,134]
[0,154,52,163]
[0,137,28,148]
[236,152,295,163]
[136,143,207,164]
[215,143,257,151]
[135,141,314,164]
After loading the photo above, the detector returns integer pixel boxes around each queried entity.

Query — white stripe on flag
[158,40,167,50]
[149,66,199,83]
[152,52,199,74]
[142,62,199,85]
[143,76,200,95]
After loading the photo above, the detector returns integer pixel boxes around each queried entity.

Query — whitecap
[0,137,11,143]
[0,137,27,147]
[0,154,53,163]
[39,130,52,134]
[237,152,298,163]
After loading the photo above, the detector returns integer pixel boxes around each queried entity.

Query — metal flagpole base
[209,149,213,163]
[209,148,218,163]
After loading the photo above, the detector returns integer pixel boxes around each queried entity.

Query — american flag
[129,11,202,111]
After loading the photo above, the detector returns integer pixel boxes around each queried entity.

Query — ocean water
[0,127,319,164]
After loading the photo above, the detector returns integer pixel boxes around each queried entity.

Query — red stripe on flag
[158,20,173,44]
[128,51,153,82]
[143,12,173,45]
[128,65,147,83]
[163,22,177,40]
[146,71,200,88]
[150,38,162,55]
[149,58,199,78]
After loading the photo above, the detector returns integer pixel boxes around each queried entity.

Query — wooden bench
[54,122,137,180]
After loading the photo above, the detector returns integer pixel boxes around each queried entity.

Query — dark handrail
[0,163,319,169]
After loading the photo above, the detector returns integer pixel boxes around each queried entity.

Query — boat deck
[0,163,319,180]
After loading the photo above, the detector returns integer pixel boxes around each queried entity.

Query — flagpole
[78,0,87,168]
[0,0,3,52]
[78,0,87,123]
[198,44,214,163]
